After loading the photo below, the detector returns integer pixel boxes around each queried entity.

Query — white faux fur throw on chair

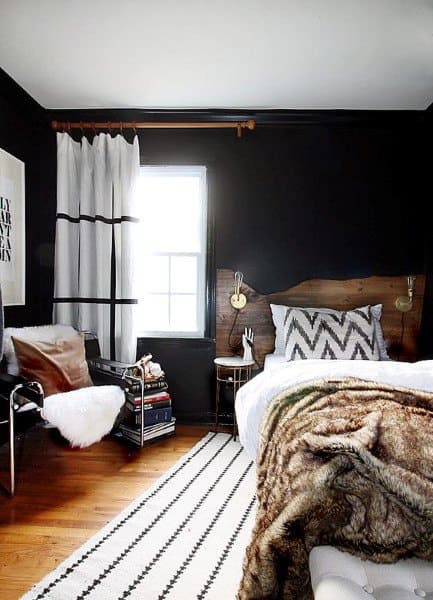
[42,385,125,448]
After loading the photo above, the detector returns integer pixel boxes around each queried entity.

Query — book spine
[118,428,175,447]
[124,379,168,394]
[119,419,176,443]
[125,391,170,405]
[119,424,175,442]
[125,399,171,412]
[123,404,172,426]
[120,417,175,433]
[130,407,172,427]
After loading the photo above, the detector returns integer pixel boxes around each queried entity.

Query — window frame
[136,165,210,339]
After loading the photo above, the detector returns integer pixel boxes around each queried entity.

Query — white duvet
[236,358,433,460]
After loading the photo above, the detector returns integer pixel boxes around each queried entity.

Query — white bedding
[236,357,433,460]
[263,353,287,370]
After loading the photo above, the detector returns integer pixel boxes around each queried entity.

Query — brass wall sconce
[395,275,416,312]
[230,271,247,310]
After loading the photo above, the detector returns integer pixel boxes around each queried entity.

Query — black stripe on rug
[197,496,256,599]
[117,445,247,599]
[154,460,254,600]
[73,434,237,599]
[32,432,221,600]
[77,438,243,599]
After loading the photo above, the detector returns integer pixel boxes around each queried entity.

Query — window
[136,166,207,337]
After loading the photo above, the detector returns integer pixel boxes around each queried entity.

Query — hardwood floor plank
[0,424,213,599]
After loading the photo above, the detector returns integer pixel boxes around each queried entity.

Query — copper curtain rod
[50,119,256,138]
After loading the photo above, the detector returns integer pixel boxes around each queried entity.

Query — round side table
[214,356,255,439]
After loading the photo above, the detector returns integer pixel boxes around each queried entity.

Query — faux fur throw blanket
[238,377,433,599]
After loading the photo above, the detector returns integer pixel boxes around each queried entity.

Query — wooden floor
[0,424,215,599]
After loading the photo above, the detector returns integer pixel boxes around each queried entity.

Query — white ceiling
[1,0,433,110]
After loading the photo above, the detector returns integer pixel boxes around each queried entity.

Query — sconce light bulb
[407,275,416,302]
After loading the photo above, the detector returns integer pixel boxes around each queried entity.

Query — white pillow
[270,303,390,360]
[283,305,380,361]
[3,324,79,375]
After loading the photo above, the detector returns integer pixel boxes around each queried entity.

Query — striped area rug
[22,432,256,600]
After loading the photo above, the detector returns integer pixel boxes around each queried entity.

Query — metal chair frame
[0,381,44,496]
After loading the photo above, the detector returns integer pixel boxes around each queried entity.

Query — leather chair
[0,330,124,496]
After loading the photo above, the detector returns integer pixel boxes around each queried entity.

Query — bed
[216,270,433,599]
[237,356,433,461]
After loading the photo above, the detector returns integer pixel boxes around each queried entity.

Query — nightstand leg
[215,373,220,427]
[9,392,15,496]
[233,369,238,441]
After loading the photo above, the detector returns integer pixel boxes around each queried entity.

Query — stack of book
[118,373,176,446]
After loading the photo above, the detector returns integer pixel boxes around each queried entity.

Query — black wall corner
[0,68,56,326]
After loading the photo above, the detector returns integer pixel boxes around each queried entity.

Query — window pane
[170,295,197,332]
[139,295,169,332]
[171,256,197,293]
[136,166,206,337]
[139,255,169,294]
[137,175,202,253]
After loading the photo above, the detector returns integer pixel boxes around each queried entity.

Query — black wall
[49,109,427,293]
[139,119,427,422]
[49,110,427,421]
[419,108,433,356]
[2,83,429,422]
[0,69,56,327]
[215,123,426,292]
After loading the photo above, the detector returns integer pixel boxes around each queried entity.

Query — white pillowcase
[3,324,79,375]
[270,303,390,360]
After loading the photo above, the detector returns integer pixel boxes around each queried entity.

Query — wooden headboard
[216,269,426,367]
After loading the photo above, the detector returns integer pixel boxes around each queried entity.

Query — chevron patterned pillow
[283,306,380,360]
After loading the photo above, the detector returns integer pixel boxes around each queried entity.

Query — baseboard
[174,410,214,425]
[174,410,234,426]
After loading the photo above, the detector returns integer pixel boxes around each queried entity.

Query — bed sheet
[236,357,433,460]
[263,353,287,370]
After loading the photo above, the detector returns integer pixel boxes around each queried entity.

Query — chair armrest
[0,373,44,407]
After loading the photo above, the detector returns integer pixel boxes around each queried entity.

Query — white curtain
[53,132,140,363]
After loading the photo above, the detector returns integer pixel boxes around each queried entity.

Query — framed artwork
[0,147,25,306]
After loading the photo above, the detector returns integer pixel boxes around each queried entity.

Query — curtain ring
[133,122,137,136]
[80,121,84,137]
[92,122,97,136]
[120,122,123,136]
[108,121,112,136]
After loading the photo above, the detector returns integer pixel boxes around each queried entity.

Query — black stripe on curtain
[53,298,138,304]
[53,296,139,359]
[57,212,139,225]
[55,210,139,359]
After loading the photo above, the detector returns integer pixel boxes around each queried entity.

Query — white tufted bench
[310,546,433,600]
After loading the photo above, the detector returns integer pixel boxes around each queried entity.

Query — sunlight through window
[136,166,207,337]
